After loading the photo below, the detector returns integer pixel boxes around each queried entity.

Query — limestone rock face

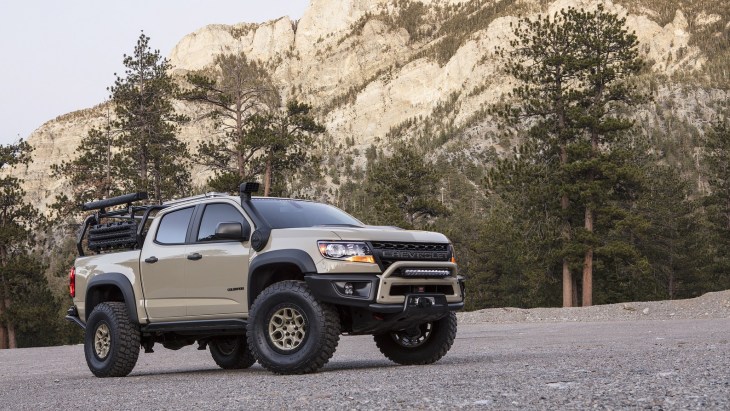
[169,18,295,72]
[8,0,718,211]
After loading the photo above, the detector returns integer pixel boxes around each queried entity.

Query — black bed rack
[77,192,167,256]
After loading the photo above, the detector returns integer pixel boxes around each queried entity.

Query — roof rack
[163,192,231,206]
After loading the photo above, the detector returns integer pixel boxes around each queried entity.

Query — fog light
[333,281,372,298]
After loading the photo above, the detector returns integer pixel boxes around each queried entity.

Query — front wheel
[209,335,256,369]
[247,281,340,374]
[84,302,140,377]
[374,312,457,365]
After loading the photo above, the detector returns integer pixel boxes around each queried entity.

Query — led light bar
[401,269,451,278]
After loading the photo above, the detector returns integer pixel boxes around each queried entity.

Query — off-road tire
[374,311,457,365]
[209,335,256,370]
[84,302,140,377]
[247,281,340,374]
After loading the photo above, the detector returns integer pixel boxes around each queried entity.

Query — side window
[155,207,194,244]
[197,203,250,242]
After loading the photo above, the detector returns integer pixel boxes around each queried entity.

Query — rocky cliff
[10,0,730,209]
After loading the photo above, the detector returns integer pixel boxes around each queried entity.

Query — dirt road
[1,318,728,410]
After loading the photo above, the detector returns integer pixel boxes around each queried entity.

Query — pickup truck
[66,183,465,377]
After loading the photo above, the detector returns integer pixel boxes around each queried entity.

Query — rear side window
[155,207,194,244]
[197,203,249,241]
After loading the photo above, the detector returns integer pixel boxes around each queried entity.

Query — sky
[0,0,309,146]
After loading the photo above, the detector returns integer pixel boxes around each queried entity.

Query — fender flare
[86,273,139,324]
[247,249,317,305]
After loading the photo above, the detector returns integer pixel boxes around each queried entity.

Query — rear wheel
[374,312,457,365]
[84,302,140,377]
[209,335,256,369]
[247,281,340,374]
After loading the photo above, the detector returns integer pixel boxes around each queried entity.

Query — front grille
[371,242,449,252]
[370,241,451,270]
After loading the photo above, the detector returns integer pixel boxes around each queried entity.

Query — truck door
[185,202,251,317]
[139,206,195,321]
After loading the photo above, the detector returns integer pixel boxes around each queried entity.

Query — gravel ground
[0,291,728,410]
[459,289,730,324]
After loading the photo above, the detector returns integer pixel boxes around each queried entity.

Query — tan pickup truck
[66,183,465,377]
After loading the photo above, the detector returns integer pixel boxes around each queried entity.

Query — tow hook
[415,297,434,308]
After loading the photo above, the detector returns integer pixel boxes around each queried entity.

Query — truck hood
[325,226,450,243]
[268,226,450,244]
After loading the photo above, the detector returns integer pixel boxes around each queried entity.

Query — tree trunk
[154,169,162,205]
[0,300,7,349]
[560,146,573,308]
[5,299,16,348]
[583,207,594,307]
[582,133,598,307]
[105,105,112,198]
[264,153,272,197]
[236,106,245,179]
[562,260,573,307]
[0,249,7,349]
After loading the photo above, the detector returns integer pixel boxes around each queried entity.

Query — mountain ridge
[8,0,729,209]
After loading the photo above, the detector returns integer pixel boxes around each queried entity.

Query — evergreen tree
[50,108,125,215]
[183,52,275,192]
[3,253,76,348]
[364,143,447,228]
[570,5,645,305]
[498,6,646,306]
[0,141,40,348]
[110,32,191,203]
[702,119,730,290]
[634,164,701,299]
[485,141,564,308]
[262,101,325,197]
[499,9,584,306]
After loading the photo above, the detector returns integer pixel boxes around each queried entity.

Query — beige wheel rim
[94,323,111,359]
[268,307,306,351]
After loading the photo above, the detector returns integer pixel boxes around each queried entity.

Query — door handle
[144,256,158,264]
[187,252,202,261]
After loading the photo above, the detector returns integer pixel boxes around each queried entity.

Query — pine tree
[262,101,325,197]
[702,119,730,290]
[499,9,584,306]
[570,5,645,306]
[0,140,38,348]
[485,141,564,307]
[634,164,700,299]
[182,52,275,192]
[50,107,125,215]
[364,143,447,228]
[110,32,191,203]
[498,6,646,306]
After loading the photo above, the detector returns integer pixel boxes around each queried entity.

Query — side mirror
[215,222,250,241]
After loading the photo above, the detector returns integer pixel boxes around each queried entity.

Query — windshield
[251,198,364,229]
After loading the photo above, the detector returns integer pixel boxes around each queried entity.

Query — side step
[140,319,247,336]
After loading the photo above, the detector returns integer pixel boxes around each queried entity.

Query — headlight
[318,241,375,263]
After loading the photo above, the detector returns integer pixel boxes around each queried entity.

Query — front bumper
[306,274,465,309]
[305,267,465,334]
[306,260,464,305]
[65,306,86,330]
